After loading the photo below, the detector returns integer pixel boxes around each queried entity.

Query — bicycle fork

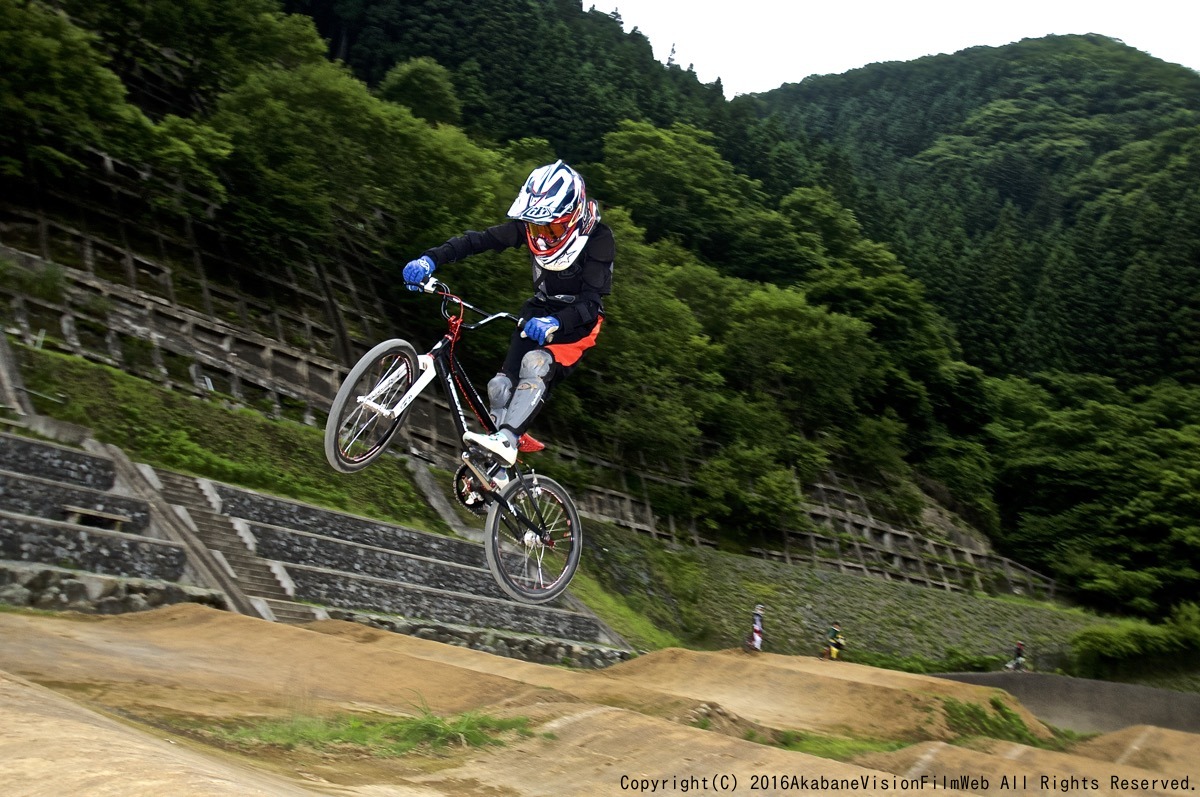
[357,354,437,419]
[464,454,553,548]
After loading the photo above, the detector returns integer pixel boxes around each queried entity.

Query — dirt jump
[0,604,1195,796]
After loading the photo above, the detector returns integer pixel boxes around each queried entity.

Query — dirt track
[0,605,1196,796]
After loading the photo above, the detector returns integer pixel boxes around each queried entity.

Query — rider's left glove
[523,316,560,345]
[403,255,436,291]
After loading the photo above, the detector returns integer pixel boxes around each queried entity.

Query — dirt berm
[0,605,1195,796]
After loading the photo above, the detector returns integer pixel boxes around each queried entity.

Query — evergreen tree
[1016,238,1090,373]
[378,56,462,125]
[957,204,1026,373]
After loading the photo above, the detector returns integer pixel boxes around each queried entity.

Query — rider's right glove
[523,315,560,345]
[402,255,435,291]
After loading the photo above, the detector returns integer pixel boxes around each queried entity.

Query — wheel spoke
[484,475,581,604]
[338,354,411,461]
[324,341,419,473]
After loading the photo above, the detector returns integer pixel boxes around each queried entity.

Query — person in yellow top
[822,621,845,660]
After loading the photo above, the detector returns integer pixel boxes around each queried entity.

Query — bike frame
[355,279,566,542]
[329,279,580,601]
[356,280,561,540]
[375,281,515,447]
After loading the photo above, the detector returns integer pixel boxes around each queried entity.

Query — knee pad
[487,373,513,408]
[519,349,553,380]
[503,351,553,433]
[487,373,513,428]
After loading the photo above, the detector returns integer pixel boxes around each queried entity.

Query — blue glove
[523,316,560,345]
[403,255,435,291]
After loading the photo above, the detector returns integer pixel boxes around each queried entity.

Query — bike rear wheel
[484,474,581,604]
[325,339,420,473]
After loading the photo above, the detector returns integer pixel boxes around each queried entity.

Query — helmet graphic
[755,604,765,613]
[507,160,598,271]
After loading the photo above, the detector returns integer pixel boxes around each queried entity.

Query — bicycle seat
[518,433,546,453]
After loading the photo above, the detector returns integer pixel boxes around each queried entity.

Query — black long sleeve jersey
[423,220,614,341]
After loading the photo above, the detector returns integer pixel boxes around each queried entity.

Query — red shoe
[517,433,545,453]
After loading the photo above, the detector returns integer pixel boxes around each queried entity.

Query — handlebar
[417,278,554,342]
[421,278,520,332]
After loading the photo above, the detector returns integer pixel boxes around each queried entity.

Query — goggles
[524,204,583,254]
[525,220,571,251]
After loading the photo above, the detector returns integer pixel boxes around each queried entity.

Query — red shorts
[546,315,603,367]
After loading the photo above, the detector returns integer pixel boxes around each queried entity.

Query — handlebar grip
[518,329,555,344]
[517,317,556,345]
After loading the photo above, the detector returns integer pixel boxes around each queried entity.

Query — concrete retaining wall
[215,484,484,568]
[250,523,507,599]
[0,470,150,534]
[285,562,608,643]
[0,511,186,582]
[329,609,632,669]
[0,561,226,614]
[936,671,1200,734]
[0,432,115,490]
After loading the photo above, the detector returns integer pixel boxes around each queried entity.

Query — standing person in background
[1007,640,1027,671]
[822,621,844,660]
[402,160,613,466]
[748,604,766,652]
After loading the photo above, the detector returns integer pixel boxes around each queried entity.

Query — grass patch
[848,648,1006,674]
[775,730,911,761]
[985,592,1092,616]
[1123,670,1200,695]
[0,258,67,303]
[942,696,1046,747]
[0,602,99,620]
[567,568,683,651]
[13,343,447,534]
[215,706,534,756]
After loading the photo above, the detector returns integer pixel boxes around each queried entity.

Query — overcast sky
[590,1,1200,97]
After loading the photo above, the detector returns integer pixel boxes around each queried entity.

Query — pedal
[485,460,513,490]
[461,449,494,488]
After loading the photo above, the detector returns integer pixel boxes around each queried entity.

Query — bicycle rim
[324,340,418,472]
[484,474,581,604]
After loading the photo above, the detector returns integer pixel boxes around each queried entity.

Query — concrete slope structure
[0,222,1055,598]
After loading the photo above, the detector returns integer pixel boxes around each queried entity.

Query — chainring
[453,463,490,516]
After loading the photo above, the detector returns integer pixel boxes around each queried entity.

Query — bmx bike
[323,278,582,605]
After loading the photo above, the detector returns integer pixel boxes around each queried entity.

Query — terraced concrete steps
[0,431,626,654]
[151,468,617,647]
[152,470,314,624]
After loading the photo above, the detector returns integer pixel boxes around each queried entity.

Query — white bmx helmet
[507,160,598,271]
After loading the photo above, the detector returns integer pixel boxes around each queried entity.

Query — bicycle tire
[484,473,582,604]
[324,339,420,473]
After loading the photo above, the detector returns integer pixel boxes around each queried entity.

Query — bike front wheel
[484,474,582,604]
[324,339,420,473]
